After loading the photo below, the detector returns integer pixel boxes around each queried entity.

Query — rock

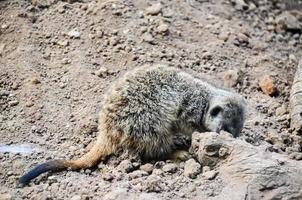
[144,175,164,192]
[190,132,302,199]
[223,69,242,88]
[102,173,114,181]
[8,100,19,106]
[77,116,98,135]
[152,168,163,176]
[145,3,162,15]
[0,193,12,200]
[259,75,277,96]
[67,30,81,38]
[0,43,6,56]
[140,163,154,174]
[289,152,302,160]
[25,100,34,107]
[202,52,212,60]
[275,11,301,32]
[11,82,18,90]
[157,23,169,34]
[236,33,249,44]
[184,159,201,179]
[31,78,41,84]
[94,66,110,78]
[70,195,82,200]
[62,58,71,64]
[162,163,178,173]
[202,166,211,173]
[142,33,154,44]
[0,90,9,96]
[57,40,69,47]
[203,170,218,180]
[289,54,297,63]
[103,188,130,200]
[218,32,229,42]
[117,160,134,173]
[129,170,148,179]
[232,0,248,10]
[275,104,287,116]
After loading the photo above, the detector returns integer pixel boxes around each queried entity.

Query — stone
[223,69,242,88]
[57,40,69,47]
[102,173,114,181]
[70,195,82,200]
[237,33,249,43]
[152,168,163,176]
[0,193,12,200]
[275,105,287,116]
[67,30,81,38]
[162,163,178,173]
[184,159,201,179]
[144,175,164,192]
[31,78,41,85]
[233,0,249,11]
[145,3,162,15]
[103,188,130,200]
[289,54,297,63]
[218,32,229,42]
[289,152,302,160]
[202,166,211,173]
[94,67,110,78]
[129,170,148,179]
[142,33,154,44]
[157,23,169,33]
[0,43,6,56]
[190,132,302,199]
[140,163,154,174]
[117,160,134,173]
[202,52,212,60]
[275,11,301,32]
[8,100,19,106]
[259,75,277,96]
[203,170,218,180]
[62,58,71,64]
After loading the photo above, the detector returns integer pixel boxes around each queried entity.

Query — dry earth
[1,0,302,199]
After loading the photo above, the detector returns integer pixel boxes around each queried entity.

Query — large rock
[190,132,302,200]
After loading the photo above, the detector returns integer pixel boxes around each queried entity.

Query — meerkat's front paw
[170,150,192,161]
[173,135,191,149]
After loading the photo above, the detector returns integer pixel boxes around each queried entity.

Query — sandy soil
[1,0,302,199]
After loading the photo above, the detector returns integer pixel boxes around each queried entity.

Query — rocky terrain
[1,0,302,199]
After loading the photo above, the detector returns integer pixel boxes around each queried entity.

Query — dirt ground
[1,0,302,199]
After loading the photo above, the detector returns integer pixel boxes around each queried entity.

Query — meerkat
[19,65,246,184]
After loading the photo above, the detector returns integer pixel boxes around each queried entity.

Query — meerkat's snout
[204,98,245,137]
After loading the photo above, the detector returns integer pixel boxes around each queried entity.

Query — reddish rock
[259,75,277,96]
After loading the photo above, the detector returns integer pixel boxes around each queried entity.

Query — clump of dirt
[1,0,302,199]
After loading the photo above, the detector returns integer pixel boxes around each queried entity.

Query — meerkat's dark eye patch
[210,106,223,117]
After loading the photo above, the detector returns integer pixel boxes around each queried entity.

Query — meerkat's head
[203,94,246,137]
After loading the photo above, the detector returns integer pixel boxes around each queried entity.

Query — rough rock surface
[190,131,302,199]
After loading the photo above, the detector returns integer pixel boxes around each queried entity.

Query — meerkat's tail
[19,141,111,185]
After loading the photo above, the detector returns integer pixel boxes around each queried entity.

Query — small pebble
[203,170,218,180]
[162,163,178,173]
[67,30,81,39]
[145,3,162,15]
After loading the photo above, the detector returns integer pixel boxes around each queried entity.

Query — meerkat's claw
[173,135,191,149]
[170,150,192,161]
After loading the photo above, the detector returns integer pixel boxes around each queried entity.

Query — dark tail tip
[19,160,66,185]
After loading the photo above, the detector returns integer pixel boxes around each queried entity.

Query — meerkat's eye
[210,106,223,117]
